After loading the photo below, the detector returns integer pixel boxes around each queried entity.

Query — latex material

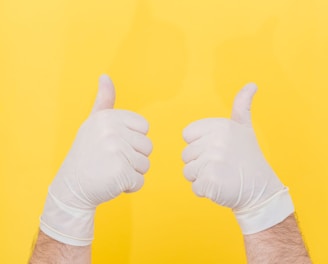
[182,83,294,234]
[40,75,152,245]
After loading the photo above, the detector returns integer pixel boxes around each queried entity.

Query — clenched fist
[182,84,294,234]
[40,75,152,246]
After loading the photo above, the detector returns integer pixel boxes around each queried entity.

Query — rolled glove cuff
[40,191,95,246]
[234,187,295,234]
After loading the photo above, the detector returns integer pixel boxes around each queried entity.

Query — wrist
[234,187,294,234]
[40,191,95,246]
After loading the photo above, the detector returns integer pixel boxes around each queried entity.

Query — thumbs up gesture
[40,75,152,246]
[182,84,294,234]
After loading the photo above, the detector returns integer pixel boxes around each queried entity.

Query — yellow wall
[1,0,327,263]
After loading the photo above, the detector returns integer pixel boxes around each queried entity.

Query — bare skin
[29,230,91,264]
[244,214,311,264]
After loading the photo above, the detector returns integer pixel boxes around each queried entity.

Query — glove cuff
[40,191,95,246]
[234,187,294,234]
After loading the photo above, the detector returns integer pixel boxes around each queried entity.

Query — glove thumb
[231,83,258,126]
[91,74,116,113]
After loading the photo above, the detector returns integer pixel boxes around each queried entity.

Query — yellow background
[0,0,327,263]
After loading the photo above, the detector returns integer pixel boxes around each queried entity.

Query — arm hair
[29,230,91,264]
[244,214,311,264]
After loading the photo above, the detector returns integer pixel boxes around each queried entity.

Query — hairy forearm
[244,214,311,264]
[29,230,91,264]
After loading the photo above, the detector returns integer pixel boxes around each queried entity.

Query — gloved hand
[182,83,294,234]
[40,75,153,246]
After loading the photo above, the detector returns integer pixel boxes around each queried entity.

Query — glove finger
[117,139,150,175]
[131,151,150,174]
[182,141,205,164]
[183,148,227,182]
[192,178,207,198]
[118,110,150,135]
[183,158,205,182]
[183,118,230,144]
[124,170,145,193]
[122,129,153,156]
[231,83,257,126]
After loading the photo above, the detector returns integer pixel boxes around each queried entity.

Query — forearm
[29,230,91,264]
[244,214,311,264]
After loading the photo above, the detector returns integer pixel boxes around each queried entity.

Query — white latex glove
[40,75,152,246]
[182,84,294,234]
